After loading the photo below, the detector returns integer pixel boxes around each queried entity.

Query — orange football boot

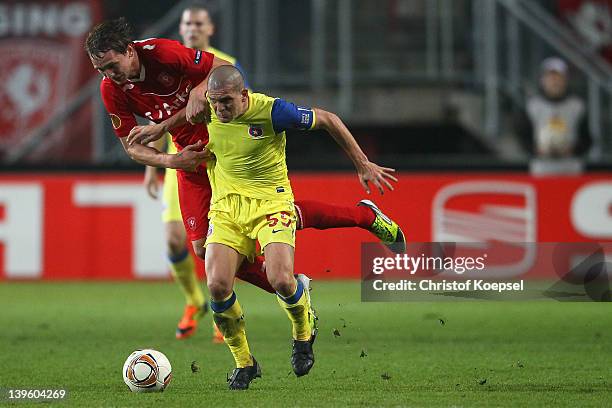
[176,303,208,339]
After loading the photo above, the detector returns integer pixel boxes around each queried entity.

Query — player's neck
[128,54,141,80]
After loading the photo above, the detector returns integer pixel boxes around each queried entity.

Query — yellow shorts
[205,194,296,261]
[161,136,182,223]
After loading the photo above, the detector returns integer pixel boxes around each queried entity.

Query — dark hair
[85,17,133,58]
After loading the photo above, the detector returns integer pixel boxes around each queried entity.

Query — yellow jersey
[206,92,316,205]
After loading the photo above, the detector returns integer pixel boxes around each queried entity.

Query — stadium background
[1,1,612,406]
[1,0,611,280]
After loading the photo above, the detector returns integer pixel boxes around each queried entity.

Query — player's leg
[178,168,276,294]
[188,238,223,343]
[205,243,250,365]
[257,205,315,377]
[206,198,261,389]
[162,167,205,339]
[206,243,261,389]
[295,199,407,253]
[264,242,316,377]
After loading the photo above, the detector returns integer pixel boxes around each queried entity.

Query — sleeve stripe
[309,109,317,130]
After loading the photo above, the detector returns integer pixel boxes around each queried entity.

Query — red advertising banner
[0,172,611,280]
[0,1,102,162]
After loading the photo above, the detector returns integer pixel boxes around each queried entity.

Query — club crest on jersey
[248,124,264,138]
[187,217,197,231]
[157,72,174,87]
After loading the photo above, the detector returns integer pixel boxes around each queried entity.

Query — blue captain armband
[271,98,316,133]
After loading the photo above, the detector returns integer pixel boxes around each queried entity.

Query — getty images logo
[432,181,537,278]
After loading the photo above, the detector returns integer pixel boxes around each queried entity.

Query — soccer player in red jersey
[85,17,405,329]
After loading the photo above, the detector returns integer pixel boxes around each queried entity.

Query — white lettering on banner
[73,183,167,278]
[0,3,91,38]
[571,182,612,238]
[0,184,43,278]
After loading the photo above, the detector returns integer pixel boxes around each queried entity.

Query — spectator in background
[516,57,592,159]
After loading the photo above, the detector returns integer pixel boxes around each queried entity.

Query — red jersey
[99,38,214,150]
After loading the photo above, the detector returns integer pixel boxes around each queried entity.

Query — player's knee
[166,234,186,257]
[267,270,296,295]
[207,279,232,301]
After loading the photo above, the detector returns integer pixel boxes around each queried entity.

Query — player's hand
[143,166,160,199]
[172,140,213,171]
[357,161,397,195]
[186,90,211,125]
[127,124,166,146]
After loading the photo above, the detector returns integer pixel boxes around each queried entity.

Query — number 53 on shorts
[259,210,296,250]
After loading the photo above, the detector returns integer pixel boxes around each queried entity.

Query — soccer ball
[122,349,172,392]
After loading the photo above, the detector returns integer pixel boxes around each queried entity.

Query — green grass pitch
[1,281,611,407]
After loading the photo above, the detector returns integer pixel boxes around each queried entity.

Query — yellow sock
[169,249,204,307]
[277,279,311,341]
[211,292,253,368]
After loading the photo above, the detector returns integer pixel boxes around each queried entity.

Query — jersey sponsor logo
[110,114,122,129]
[272,229,283,234]
[194,50,202,65]
[248,124,264,138]
[143,80,193,121]
[157,72,175,87]
[142,44,156,50]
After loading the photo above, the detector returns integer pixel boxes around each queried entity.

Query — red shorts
[176,166,212,242]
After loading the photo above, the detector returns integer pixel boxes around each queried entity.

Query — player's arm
[143,136,167,199]
[271,99,397,194]
[126,107,190,146]
[120,137,211,171]
[313,108,397,194]
[186,55,232,124]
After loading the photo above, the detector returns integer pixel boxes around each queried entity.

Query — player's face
[90,46,137,85]
[541,71,567,98]
[179,10,214,49]
[208,88,249,123]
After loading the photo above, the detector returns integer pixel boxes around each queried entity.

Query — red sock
[295,200,375,230]
[235,256,275,293]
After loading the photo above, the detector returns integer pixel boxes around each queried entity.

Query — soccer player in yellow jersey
[141,6,406,343]
[200,66,397,389]
[143,6,247,341]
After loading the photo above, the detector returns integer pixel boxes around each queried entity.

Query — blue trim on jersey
[210,292,237,313]
[168,248,190,263]
[271,99,315,134]
[277,278,304,305]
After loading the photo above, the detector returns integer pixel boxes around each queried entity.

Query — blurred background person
[516,57,592,159]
